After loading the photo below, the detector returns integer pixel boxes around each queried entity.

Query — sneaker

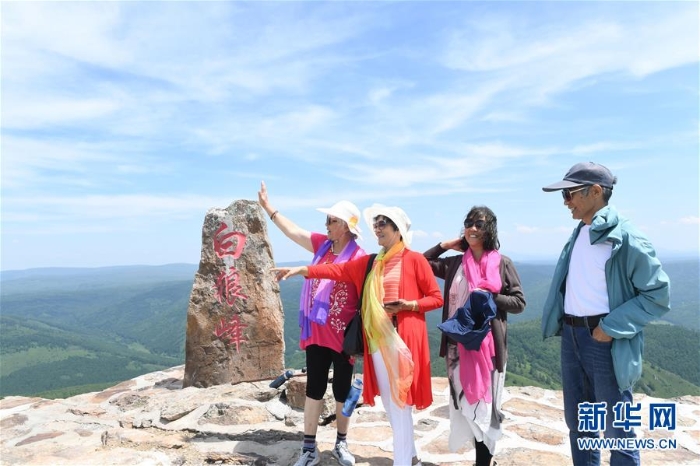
[332,440,356,466]
[294,449,320,466]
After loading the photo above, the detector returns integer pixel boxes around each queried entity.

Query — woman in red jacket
[274,204,443,466]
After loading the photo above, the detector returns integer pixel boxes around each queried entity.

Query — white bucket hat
[362,203,413,247]
[316,200,363,240]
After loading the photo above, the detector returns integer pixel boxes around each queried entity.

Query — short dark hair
[464,206,500,251]
[601,186,613,203]
[581,185,613,204]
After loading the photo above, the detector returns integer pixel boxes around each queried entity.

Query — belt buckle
[583,316,591,328]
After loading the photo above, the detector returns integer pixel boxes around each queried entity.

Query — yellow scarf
[362,241,414,408]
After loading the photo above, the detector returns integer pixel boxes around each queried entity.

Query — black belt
[563,314,606,328]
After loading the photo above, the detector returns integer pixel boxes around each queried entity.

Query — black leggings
[475,440,493,466]
[305,344,354,401]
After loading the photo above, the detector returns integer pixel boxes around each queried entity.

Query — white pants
[448,360,505,455]
[372,351,417,466]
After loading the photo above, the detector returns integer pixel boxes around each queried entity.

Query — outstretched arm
[258,181,313,253]
[271,266,309,281]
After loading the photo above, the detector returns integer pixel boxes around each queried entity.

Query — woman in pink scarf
[424,206,526,466]
[259,182,365,466]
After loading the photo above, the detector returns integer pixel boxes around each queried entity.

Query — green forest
[1,259,698,399]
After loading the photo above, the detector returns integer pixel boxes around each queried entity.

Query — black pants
[305,344,353,401]
[475,440,493,466]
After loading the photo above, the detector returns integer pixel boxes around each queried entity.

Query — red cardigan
[307,249,443,410]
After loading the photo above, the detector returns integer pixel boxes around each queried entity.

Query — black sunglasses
[562,186,588,202]
[372,220,390,230]
[464,219,486,230]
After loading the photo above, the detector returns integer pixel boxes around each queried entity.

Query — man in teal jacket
[541,162,670,466]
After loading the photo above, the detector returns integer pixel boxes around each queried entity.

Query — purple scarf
[299,239,358,341]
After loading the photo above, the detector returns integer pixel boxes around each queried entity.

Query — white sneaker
[294,449,320,466]
[332,440,355,466]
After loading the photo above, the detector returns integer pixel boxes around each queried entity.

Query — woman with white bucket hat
[273,203,443,466]
[259,182,365,466]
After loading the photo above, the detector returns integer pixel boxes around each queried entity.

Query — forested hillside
[504,319,700,398]
[1,268,193,397]
[1,259,697,398]
[1,315,181,397]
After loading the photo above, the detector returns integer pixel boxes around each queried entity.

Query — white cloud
[5,194,225,222]
[680,216,700,225]
[115,164,166,175]
[259,106,337,137]
[332,140,560,188]
[4,97,122,130]
[516,225,540,234]
[441,5,697,106]
[481,111,526,123]
[369,87,395,104]
[1,2,696,269]
[516,225,574,235]
[570,142,640,155]
[1,136,173,190]
[2,3,129,71]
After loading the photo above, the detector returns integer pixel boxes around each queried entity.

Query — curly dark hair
[464,206,500,251]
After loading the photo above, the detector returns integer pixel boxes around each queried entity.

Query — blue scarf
[299,238,358,341]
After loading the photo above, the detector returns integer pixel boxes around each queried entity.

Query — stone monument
[183,200,284,388]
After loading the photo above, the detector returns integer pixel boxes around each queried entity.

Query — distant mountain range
[1,258,698,399]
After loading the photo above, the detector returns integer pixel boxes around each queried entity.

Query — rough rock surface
[2,366,699,465]
[183,200,284,388]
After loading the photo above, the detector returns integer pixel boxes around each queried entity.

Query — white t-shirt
[564,225,612,317]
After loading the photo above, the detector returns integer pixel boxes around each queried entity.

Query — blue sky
[1,1,698,271]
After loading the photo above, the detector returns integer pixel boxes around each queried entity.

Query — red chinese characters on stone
[213,268,248,306]
[214,314,248,352]
[214,223,246,260]
[212,221,250,348]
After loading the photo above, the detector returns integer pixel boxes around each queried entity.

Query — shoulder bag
[342,254,377,357]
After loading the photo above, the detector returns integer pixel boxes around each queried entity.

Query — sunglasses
[464,219,486,230]
[562,186,588,202]
[372,220,390,230]
[325,217,341,226]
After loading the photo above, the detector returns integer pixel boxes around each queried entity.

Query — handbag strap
[350,253,377,367]
[357,254,377,311]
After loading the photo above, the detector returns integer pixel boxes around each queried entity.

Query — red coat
[307,249,443,410]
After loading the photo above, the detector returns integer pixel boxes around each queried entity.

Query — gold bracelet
[270,210,279,221]
[413,301,419,312]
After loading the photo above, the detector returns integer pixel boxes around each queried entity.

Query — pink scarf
[459,249,501,405]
